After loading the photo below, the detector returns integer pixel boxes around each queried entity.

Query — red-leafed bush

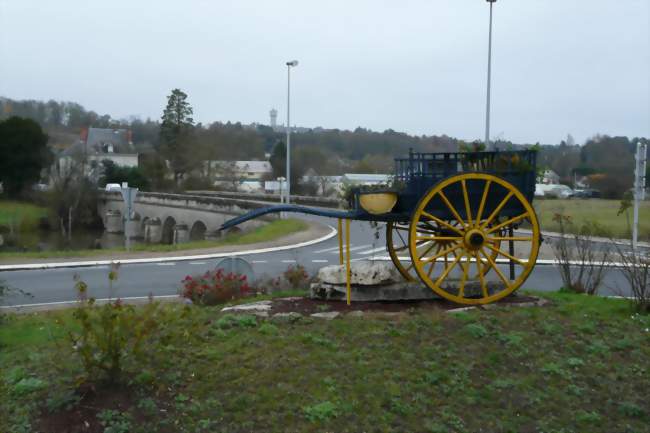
[181,268,251,305]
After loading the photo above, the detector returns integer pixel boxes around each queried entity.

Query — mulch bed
[269,294,542,316]
[36,384,174,433]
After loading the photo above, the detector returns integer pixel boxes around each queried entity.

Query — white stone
[446,306,476,314]
[316,261,402,286]
[271,312,303,322]
[310,311,340,320]
[221,300,272,312]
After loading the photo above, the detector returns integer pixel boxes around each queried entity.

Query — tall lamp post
[485,0,496,150]
[285,60,299,204]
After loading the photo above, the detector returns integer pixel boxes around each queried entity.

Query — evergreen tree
[159,89,195,183]
[0,117,51,197]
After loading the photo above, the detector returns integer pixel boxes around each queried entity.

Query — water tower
[269,108,278,129]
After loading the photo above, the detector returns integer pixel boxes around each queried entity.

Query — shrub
[283,264,310,289]
[612,244,650,313]
[0,279,32,324]
[67,274,160,384]
[551,213,612,294]
[181,268,251,305]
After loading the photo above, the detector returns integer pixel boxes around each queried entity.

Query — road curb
[0,224,337,272]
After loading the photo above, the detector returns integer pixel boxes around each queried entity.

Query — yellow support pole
[345,219,351,305]
[338,218,344,265]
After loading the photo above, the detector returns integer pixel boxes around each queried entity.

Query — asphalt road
[0,215,636,307]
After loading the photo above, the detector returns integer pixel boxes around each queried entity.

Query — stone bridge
[98,191,277,244]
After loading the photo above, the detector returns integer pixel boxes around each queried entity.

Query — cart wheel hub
[464,229,485,250]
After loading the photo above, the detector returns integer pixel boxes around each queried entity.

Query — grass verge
[535,198,650,240]
[0,218,309,260]
[1,291,648,433]
[0,200,48,232]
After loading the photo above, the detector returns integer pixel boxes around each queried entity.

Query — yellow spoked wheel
[387,220,503,282]
[408,173,540,305]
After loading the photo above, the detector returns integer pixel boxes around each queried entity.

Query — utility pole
[484,0,497,150]
[285,60,299,204]
[633,141,647,250]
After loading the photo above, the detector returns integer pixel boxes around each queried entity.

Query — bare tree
[551,213,612,295]
[215,161,247,192]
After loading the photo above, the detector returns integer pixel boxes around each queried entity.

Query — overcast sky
[0,0,648,144]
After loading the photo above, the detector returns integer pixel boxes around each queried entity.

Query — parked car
[574,188,601,199]
[551,185,575,199]
[535,184,574,198]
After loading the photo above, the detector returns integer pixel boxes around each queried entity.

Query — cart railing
[394,149,537,182]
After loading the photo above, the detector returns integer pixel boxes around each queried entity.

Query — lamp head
[286,60,299,67]
[486,0,497,2]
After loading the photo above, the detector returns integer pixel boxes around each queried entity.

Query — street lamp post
[485,0,496,150]
[285,60,299,204]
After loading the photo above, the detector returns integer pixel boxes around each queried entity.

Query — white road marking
[156,262,176,266]
[0,294,181,310]
[251,260,268,263]
[311,259,328,263]
[329,244,372,254]
[314,245,348,254]
[358,246,389,255]
[0,224,338,271]
[281,260,297,263]
[189,261,207,265]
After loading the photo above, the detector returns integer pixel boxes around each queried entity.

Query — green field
[1,292,648,432]
[535,198,650,240]
[0,201,48,232]
[0,218,309,260]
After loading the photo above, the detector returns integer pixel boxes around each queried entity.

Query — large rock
[316,260,402,286]
[311,280,439,302]
[311,260,439,302]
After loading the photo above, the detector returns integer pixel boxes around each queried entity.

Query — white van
[105,183,121,192]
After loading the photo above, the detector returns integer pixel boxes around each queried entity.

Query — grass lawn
[0,218,308,260]
[535,198,650,240]
[1,292,648,433]
[0,201,48,232]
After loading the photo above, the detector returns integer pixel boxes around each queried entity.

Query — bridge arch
[190,220,207,241]
[140,216,150,233]
[162,216,176,244]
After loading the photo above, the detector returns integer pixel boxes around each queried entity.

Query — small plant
[618,401,644,418]
[283,264,310,289]
[551,213,612,295]
[97,409,132,433]
[303,401,339,422]
[214,314,257,329]
[181,268,251,306]
[67,273,160,384]
[464,323,488,338]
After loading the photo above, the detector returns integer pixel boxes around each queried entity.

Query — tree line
[1,94,648,199]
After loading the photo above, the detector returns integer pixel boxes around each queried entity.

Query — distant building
[540,169,560,185]
[269,109,278,129]
[208,160,272,181]
[53,127,138,182]
[342,173,391,185]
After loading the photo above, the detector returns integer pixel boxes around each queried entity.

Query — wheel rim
[387,220,502,282]
[409,173,540,305]
[387,221,438,281]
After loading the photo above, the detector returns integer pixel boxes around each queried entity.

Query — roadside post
[120,182,139,251]
[632,141,647,250]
